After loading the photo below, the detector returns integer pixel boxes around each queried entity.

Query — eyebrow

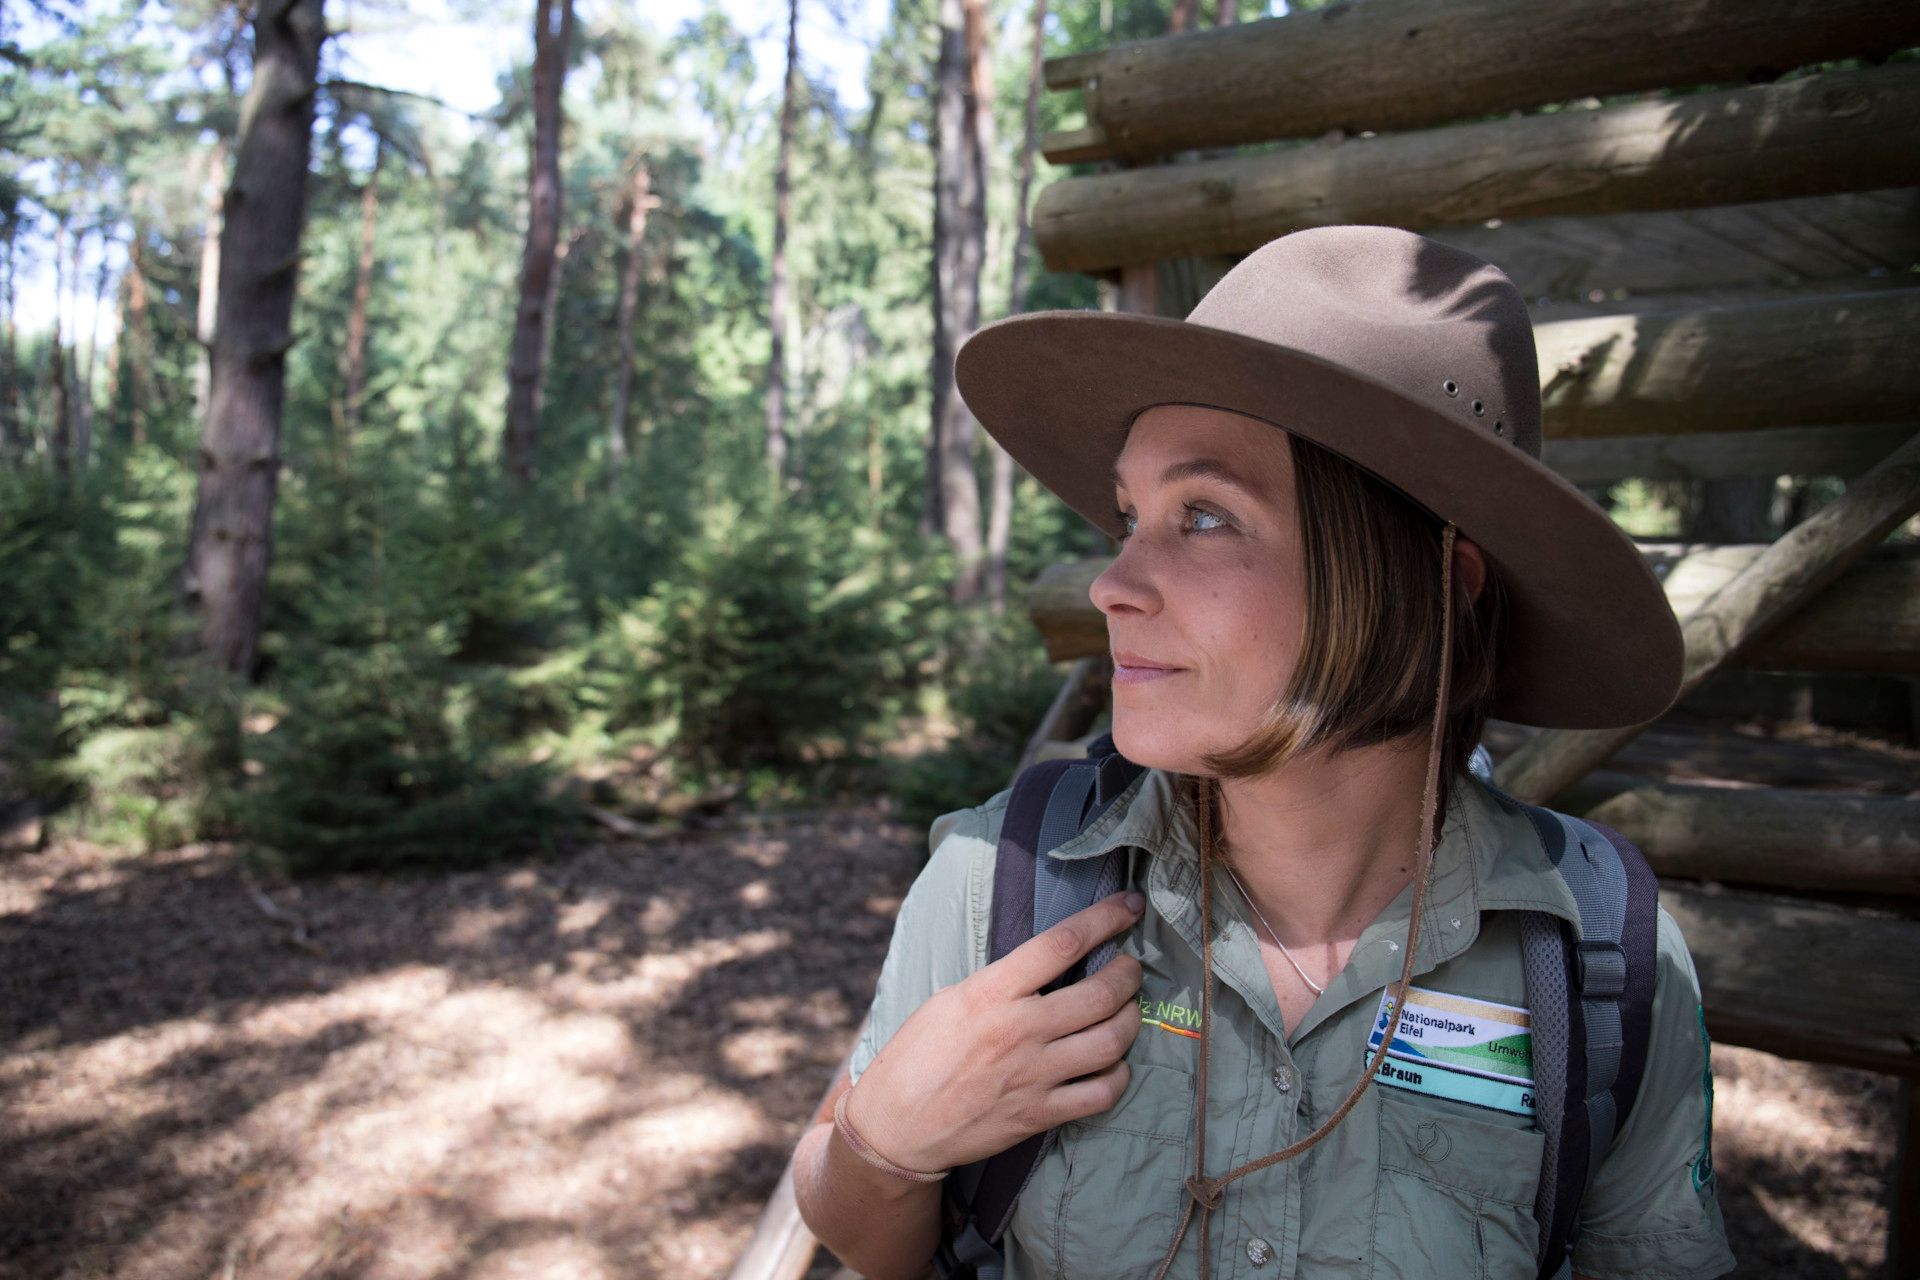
[1112,456,1264,500]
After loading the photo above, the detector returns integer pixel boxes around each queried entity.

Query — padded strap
[1520,909,1585,1280]
[944,741,1148,1269]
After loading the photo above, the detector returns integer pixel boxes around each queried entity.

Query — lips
[1113,649,1181,672]
[1112,650,1186,687]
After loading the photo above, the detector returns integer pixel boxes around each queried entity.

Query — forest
[0,0,1218,871]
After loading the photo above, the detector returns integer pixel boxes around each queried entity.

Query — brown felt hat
[954,224,1683,730]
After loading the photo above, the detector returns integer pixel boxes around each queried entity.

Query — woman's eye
[1111,505,1226,540]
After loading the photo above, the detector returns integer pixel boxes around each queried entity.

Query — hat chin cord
[1152,523,1458,1280]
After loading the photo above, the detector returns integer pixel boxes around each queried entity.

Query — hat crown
[1185,225,1541,457]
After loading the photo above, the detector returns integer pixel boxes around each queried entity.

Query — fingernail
[1124,892,1145,913]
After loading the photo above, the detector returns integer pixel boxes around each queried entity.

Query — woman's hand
[843,890,1148,1175]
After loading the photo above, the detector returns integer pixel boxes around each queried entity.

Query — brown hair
[1185,429,1508,834]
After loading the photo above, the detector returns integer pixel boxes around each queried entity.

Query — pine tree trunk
[181,0,327,678]
[49,218,70,478]
[47,326,69,480]
[930,0,992,602]
[124,232,152,446]
[1213,0,1238,26]
[196,137,226,419]
[1,226,20,463]
[764,0,800,488]
[80,229,109,469]
[336,144,381,460]
[504,0,576,486]
[985,0,1049,612]
[607,158,653,484]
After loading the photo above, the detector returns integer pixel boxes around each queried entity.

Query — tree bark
[504,0,576,486]
[181,0,328,678]
[985,0,1050,612]
[196,137,227,420]
[607,158,654,485]
[764,0,799,488]
[929,0,992,601]
[336,143,381,461]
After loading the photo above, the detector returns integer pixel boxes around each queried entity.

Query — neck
[1213,735,1440,953]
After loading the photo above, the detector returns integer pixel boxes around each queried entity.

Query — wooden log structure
[1026,540,1920,674]
[1586,782,1920,896]
[1032,64,1920,273]
[1543,422,1915,486]
[1426,189,1920,304]
[1496,431,1920,803]
[1531,291,1920,440]
[1662,882,1920,1076]
[1040,0,1920,165]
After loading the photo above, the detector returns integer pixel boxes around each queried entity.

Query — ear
[1453,535,1488,606]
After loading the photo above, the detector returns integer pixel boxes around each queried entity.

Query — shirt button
[1247,1237,1273,1266]
[1271,1067,1293,1094]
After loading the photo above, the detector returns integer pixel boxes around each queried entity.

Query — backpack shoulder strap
[1493,783,1658,1279]
[936,737,1144,1279]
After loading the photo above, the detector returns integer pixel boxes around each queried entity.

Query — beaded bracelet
[832,1090,947,1184]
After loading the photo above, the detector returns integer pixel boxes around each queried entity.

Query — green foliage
[596,497,945,779]
[886,608,1066,838]
[235,626,571,878]
[234,458,579,876]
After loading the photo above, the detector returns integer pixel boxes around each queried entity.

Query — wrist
[835,1088,947,1184]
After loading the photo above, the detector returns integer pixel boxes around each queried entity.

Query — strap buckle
[1575,940,1628,999]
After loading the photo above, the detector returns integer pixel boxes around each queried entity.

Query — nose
[1089,539,1160,620]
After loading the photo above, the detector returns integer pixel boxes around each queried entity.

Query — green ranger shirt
[848,766,1736,1280]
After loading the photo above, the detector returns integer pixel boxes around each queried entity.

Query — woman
[793,226,1735,1280]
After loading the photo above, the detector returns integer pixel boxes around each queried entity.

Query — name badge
[1365,987,1536,1117]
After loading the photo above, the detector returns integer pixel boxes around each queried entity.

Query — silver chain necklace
[1221,862,1326,997]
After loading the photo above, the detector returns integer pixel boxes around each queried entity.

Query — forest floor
[0,802,1896,1279]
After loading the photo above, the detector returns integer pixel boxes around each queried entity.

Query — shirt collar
[1044,763,1584,966]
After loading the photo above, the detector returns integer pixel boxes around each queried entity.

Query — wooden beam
[1542,422,1915,485]
[1028,542,1920,675]
[1031,64,1920,274]
[1586,782,1920,895]
[1660,542,1920,675]
[1533,291,1920,441]
[1038,0,1920,164]
[1495,432,1920,803]
[1661,880,1920,1076]
[1428,188,1920,303]
[1481,718,1920,798]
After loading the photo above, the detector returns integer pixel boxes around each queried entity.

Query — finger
[1040,1058,1131,1128]
[1036,992,1142,1083]
[977,891,1146,1002]
[1028,950,1141,1037]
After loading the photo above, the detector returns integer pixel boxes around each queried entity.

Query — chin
[1109,714,1214,776]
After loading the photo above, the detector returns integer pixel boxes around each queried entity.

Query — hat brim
[955,310,1683,730]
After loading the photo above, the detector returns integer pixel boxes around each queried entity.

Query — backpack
[932,735,1658,1280]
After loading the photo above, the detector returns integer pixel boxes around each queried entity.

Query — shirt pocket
[1369,1096,1544,1280]
[1011,1061,1194,1280]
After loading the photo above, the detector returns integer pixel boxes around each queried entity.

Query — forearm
[792,1119,943,1280]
